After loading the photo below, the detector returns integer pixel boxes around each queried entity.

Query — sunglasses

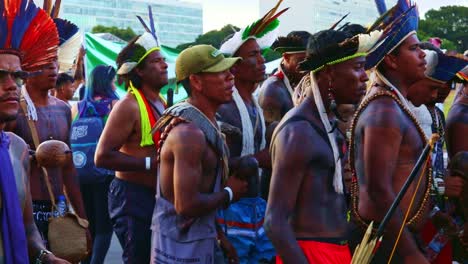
[0,69,29,86]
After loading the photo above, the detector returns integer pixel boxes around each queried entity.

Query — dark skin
[446,83,468,159]
[259,52,307,125]
[217,39,270,170]
[6,60,88,223]
[95,50,168,189]
[0,53,68,263]
[158,70,247,263]
[353,35,429,264]
[264,56,368,263]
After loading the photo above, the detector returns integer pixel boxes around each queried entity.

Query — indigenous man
[407,48,468,264]
[5,1,89,248]
[149,44,247,264]
[447,66,468,159]
[95,31,168,263]
[264,27,380,263]
[348,1,432,263]
[258,31,311,123]
[0,2,72,263]
[215,4,288,262]
[53,73,75,105]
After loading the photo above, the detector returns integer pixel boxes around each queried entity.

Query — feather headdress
[423,49,468,84]
[117,5,161,75]
[54,18,81,73]
[220,0,289,56]
[365,0,419,69]
[298,29,382,73]
[0,0,59,71]
[272,31,311,54]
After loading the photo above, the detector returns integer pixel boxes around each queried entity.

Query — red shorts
[276,240,352,264]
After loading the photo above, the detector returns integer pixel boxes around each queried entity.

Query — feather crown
[365,0,419,69]
[0,0,59,71]
[117,5,161,75]
[220,0,289,56]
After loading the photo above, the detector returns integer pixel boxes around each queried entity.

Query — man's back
[258,76,294,124]
[269,98,348,238]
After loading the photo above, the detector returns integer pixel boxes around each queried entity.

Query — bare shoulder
[447,102,468,127]
[273,116,316,158]
[165,122,207,151]
[358,95,406,129]
[260,77,284,98]
[108,94,139,118]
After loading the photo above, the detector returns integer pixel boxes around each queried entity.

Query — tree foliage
[91,25,137,42]
[419,6,468,52]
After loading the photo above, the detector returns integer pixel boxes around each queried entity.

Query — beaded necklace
[348,90,433,232]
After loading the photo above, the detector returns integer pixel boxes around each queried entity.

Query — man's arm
[169,123,247,218]
[264,122,311,264]
[362,99,425,261]
[95,98,147,171]
[446,118,468,159]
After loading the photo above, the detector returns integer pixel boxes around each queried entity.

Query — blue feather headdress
[424,49,468,84]
[365,0,419,69]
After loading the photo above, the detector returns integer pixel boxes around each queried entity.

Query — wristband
[145,157,151,171]
[224,187,233,203]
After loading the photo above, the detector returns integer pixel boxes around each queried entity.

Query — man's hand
[444,176,465,198]
[41,253,71,264]
[225,176,248,202]
[403,251,429,264]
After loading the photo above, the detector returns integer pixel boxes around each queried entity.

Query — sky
[184,0,468,33]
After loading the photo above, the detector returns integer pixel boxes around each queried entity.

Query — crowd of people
[0,0,468,263]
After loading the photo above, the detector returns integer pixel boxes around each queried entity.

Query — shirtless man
[406,48,468,263]
[95,33,167,263]
[258,31,310,124]
[150,44,247,264]
[217,35,275,263]
[0,51,69,264]
[349,2,431,262]
[265,28,378,263]
[446,66,468,159]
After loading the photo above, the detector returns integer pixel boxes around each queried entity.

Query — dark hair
[86,65,118,101]
[56,73,74,88]
[377,41,404,73]
[116,35,148,89]
[180,78,192,96]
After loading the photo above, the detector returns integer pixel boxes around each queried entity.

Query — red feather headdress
[0,0,59,71]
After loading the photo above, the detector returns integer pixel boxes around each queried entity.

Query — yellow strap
[129,82,154,147]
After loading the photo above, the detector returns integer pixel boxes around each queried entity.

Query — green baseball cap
[176,44,241,81]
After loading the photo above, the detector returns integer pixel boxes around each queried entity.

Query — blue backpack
[71,99,114,184]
